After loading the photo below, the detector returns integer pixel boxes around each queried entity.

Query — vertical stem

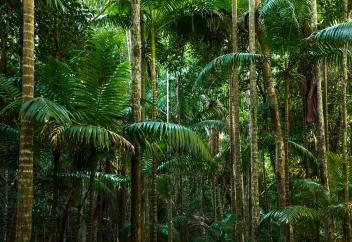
[249,0,259,240]
[231,0,244,240]
[15,0,35,241]
[167,198,173,242]
[342,1,351,241]
[49,150,60,242]
[131,1,142,241]
[323,60,329,150]
[311,1,332,240]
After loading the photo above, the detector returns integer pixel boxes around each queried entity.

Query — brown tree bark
[310,1,333,240]
[49,150,60,242]
[231,0,244,240]
[249,0,259,240]
[131,1,142,241]
[150,23,159,242]
[342,1,351,241]
[15,0,35,241]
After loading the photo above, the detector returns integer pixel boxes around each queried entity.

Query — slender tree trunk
[59,191,74,242]
[231,0,244,240]
[86,171,96,242]
[15,0,35,241]
[150,23,159,242]
[342,1,351,241]
[323,60,329,150]
[257,27,286,211]
[310,1,333,240]
[312,0,333,239]
[151,154,158,242]
[2,169,8,242]
[249,0,259,240]
[0,19,9,74]
[49,150,60,242]
[131,1,142,241]
[151,26,157,120]
[167,197,173,242]
[140,14,147,242]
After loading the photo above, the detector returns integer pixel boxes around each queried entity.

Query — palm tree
[249,0,259,240]
[15,0,35,241]
[130,1,143,241]
[342,1,351,240]
[230,0,244,241]
[257,2,286,214]
[310,0,332,240]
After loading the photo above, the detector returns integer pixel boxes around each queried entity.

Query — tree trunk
[342,1,351,241]
[86,171,96,242]
[131,1,142,241]
[150,23,159,242]
[257,27,286,212]
[231,0,244,240]
[323,60,329,150]
[309,1,334,240]
[49,150,60,242]
[249,0,259,240]
[167,198,173,242]
[0,19,9,74]
[15,0,35,241]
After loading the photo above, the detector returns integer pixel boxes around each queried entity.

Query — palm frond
[259,0,295,18]
[311,21,352,44]
[20,97,72,124]
[197,53,262,83]
[0,123,19,138]
[71,39,130,125]
[0,76,21,99]
[292,179,327,195]
[0,100,20,117]
[288,141,318,170]
[64,125,134,151]
[260,205,320,225]
[60,172,129,201]
[125,122,212,161]
[190,120,228,133]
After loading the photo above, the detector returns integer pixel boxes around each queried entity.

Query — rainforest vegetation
[1,0,352,241]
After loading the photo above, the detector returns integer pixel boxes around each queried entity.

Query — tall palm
[310,0,332,240]
[230,0,244,241]
[15,0,35,241]
[257,1,286,214]
[249,0,259,240]
[342,0,351,240]
[130,1,143,242]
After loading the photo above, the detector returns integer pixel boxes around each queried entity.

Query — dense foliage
[1,0,352,241]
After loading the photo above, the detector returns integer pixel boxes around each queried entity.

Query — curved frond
[311,21,352,44]
[65,125,134,151]
[60,172,129,201]
[125,122,212,161]
[197,53,262,83]
[190,120,228,133]
[0,76,21,99]
[288,141,318,170]
[20,97,72,124]
[0,123,19,138]
[260,205,320,225]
